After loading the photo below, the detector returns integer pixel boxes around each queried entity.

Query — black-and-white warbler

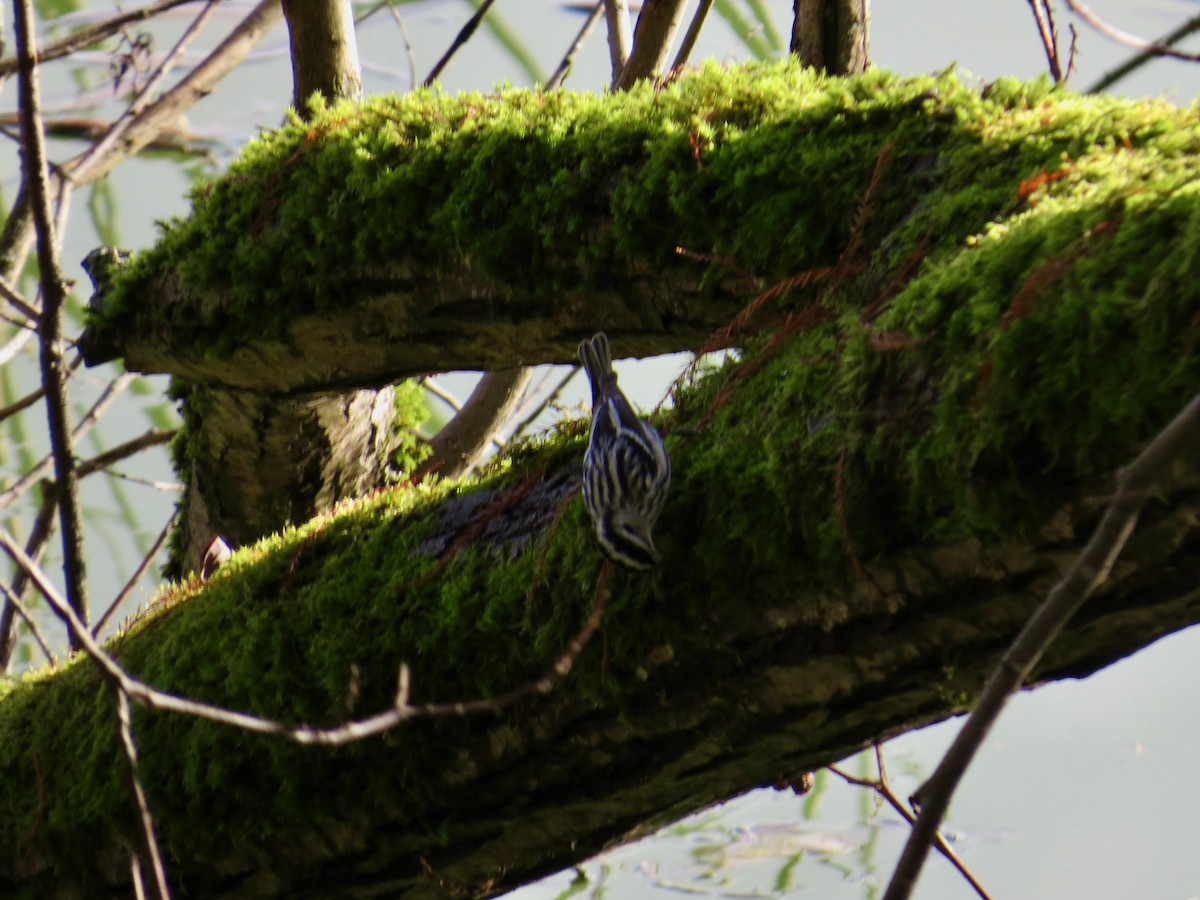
[579,332,671,569]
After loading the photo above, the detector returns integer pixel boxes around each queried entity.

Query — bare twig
[1066,0,1200,63]
[1026,0,1063,82]
[0,353,82,424]
[422,0,499,87]
[0,524,612,746]
[547,1,604,90]
[92,514,176,639]
[115,690,172,900]
[72,0,220,175]
[0,372,136,508]
[829,746,991,900]
[511,365,581,440]
[0,318,37,367]
[99,471,184,491]
[0,113,217,154]
[14,0,90,637]
[0,580,58,668]
[1087,12,1200,93]
[67,0,285,186]
[883,390,1200,900]
[381,0,417,90]
[0,490,59,670]
[0,270,40,322]
[421,377,464,413]
[0,0,206,79]
[76,427,176,479]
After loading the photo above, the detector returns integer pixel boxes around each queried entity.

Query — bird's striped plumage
[579,333,671,569]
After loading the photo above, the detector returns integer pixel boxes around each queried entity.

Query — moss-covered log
[7,61,1197,896]
[81,62,1200,393]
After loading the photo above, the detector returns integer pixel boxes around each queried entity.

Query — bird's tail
[578,332,615,406]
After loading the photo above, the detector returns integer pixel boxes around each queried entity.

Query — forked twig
[1026,0,1064,82]
[829,745,991,900]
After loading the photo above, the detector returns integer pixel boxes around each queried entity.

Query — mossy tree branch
[19,63,1197,896]
[81,64,1200,395]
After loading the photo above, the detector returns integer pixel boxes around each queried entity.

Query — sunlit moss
[89,60,1193,361]
[10,60,1200,889]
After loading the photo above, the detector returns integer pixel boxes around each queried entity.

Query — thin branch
[0,489,59,670]
[603,0,633,79]
[0,270,40,322]
[92,514,175,639]
[99,471,184,491]
[115,689,172,900]
[0,317,37,367]
[829,747,991,900]
[547,0,604,90]
[67,0,285,186]
[71,0,220,176]
[0,113,218,154]
[421,377,464,412]
[670,0,715,71]
[14,0,90,637]
[0,579,58,668]
[0,372,136,508]
[422,0,499,87]
[381,0,417,90]
[511,365,581,441]
[0,0,206,79]
[1066,0,1200,63]
[1087,11,1200,93]
[0,525,612,746]
[883,390,1200,900]
[1025,0,1063,82]
[0,353,82,424]
[0,184,36,283]
[76,427,176,479]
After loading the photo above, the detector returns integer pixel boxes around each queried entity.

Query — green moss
[391,378,432,475]
[87,61,1195,363]
[16,60,1200,888]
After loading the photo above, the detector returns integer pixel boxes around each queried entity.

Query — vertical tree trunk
[281,0,362,108]
[174,1,399,576]
[791,0,870,75]
[613,0,690,88]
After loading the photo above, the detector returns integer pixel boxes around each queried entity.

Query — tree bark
[166,0,393,575]
[1,456,1198,898]
[23,66,1199,894]
[171,384,399,576]
[427,367,533,480]
[613,0,689,88]
[282,0,362,109]
[791,0,870,74]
